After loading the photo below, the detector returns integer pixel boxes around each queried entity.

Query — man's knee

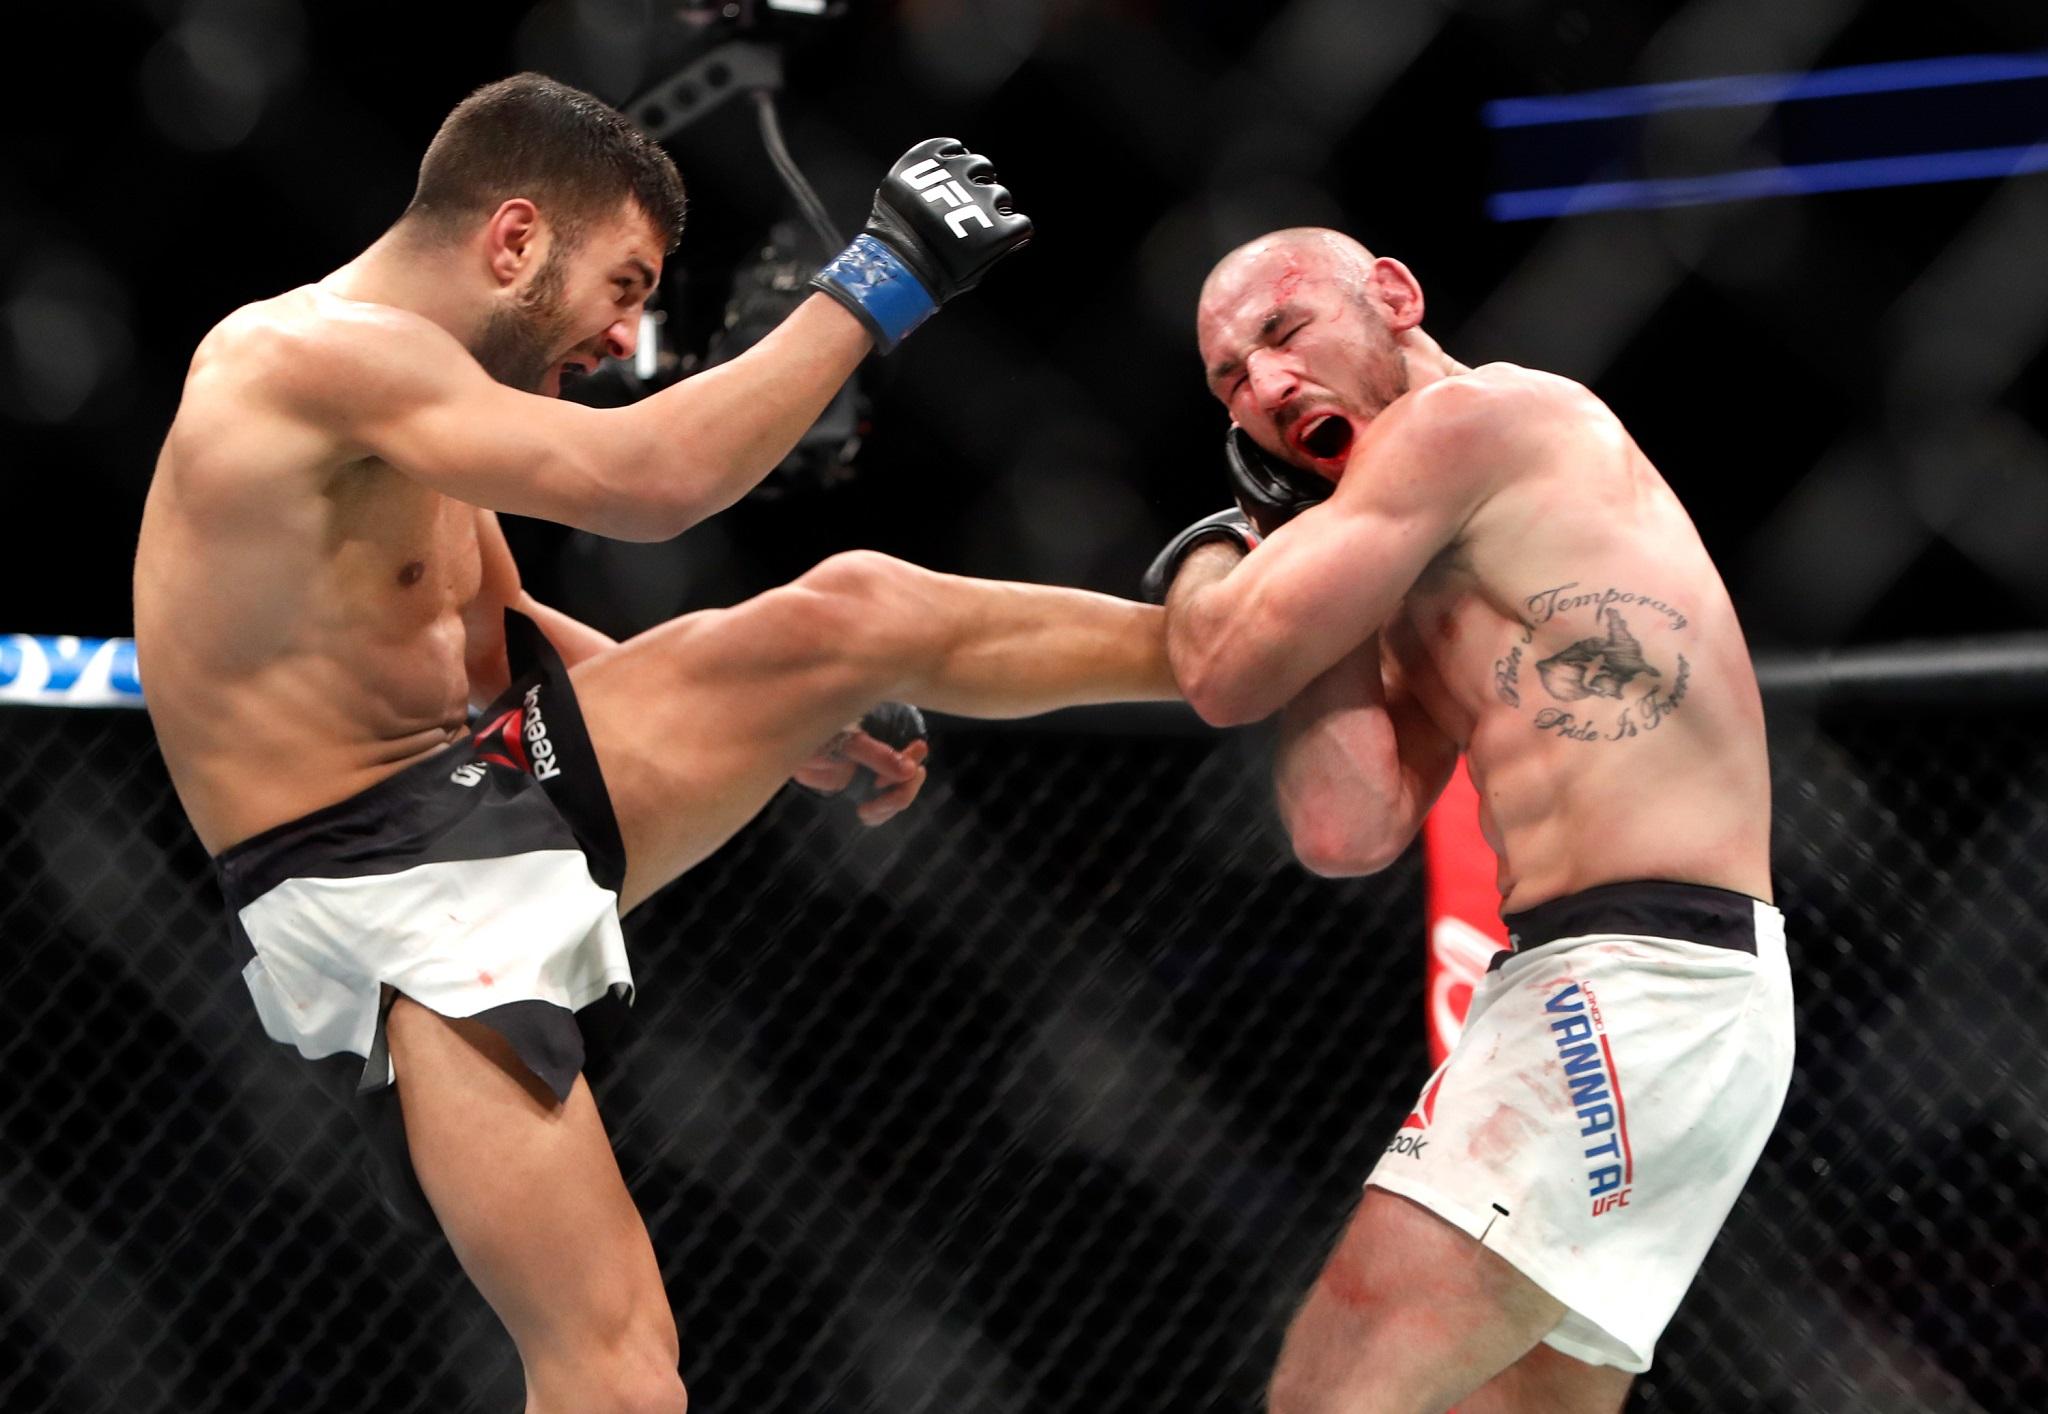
[798,547,905,596]
[1457,1345,1634,1414]
[538,1320,687,1414]
[620,1307,686,1414]
[791,550,947,669]
[597,1365,688,1414]
[798,549,928,617]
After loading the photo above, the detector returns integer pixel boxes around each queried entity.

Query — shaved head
[1200,228,1379,316]
[1195,227,1428,481]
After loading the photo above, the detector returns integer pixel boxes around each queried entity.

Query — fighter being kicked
[1145,227,1794,1414]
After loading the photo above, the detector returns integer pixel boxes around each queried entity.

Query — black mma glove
[1224,424,1333,536]
[794,702,931,805]
[810,138,1033,354]
[841,701,929,805]
[1141,508,1261,605]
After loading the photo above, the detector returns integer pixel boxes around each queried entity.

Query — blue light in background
[1485,51,2048,219]
[1490,144,2048,221]
[1484,51,2048,128]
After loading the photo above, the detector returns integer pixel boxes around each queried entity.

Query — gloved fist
[1225,424,1333,537]
[1141,508,1260,605]
[791,702,931,825]
[810,138,1033,353]
[840,701,929,804]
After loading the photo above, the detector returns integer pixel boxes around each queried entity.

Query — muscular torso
[1375,367,1770,909]
[135,290,518,854]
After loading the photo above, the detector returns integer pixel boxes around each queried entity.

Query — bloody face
[1197,243,1411,481]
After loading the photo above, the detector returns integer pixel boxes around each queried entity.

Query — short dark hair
[403,73,686,252]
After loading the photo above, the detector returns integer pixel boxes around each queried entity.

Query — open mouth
[1296,413,1354,463]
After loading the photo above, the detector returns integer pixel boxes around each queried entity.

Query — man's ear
[482,199,543,287]
[1371,256,1425,332]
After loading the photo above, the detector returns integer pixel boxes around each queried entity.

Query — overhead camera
[563,0,861,497]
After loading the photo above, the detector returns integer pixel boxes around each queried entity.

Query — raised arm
[1274,635,1459,876]
[269,139,1030,542]
[271,292,870,543]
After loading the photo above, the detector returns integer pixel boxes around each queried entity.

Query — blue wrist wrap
[814,234,937,353]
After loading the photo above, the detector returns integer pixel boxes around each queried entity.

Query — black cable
[752,88,843,256]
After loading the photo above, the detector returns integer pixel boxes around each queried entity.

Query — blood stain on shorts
[1517,1065,1567,1113]
[1468,1102,1535,1164]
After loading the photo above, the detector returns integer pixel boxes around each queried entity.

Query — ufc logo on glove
[901,158,995,237]
[808,137,1031,352]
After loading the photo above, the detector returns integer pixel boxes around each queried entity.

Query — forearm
[1277,638,1397,805]
[1164,542,1294,725]
[1273,640,1448,875]
[912,578,1179,719]
[612,295,871,534]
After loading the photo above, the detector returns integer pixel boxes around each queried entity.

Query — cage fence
[2,638,2045,1414]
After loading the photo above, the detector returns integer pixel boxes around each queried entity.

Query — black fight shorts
[213,612,632,1228]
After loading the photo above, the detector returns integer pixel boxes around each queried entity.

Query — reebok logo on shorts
[1386,1067,1448,1159]
[466,684,564,783]
[520,684,563,781]
[473,704,531,775]
[1545,981,1635,1215]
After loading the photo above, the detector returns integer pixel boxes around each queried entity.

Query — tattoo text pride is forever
[1492,581,1694,744]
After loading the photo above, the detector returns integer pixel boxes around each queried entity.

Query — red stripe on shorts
[1598,1030,1634,1185]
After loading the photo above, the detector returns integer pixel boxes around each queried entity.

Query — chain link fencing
[3,646,2045,1413]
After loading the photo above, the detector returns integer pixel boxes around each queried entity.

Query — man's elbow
[1286,807,1410,878]
[573,458,701,542]
[1184,679,1266,728]
[1294,835,1408,879]
[623,493,703,542]
[1174,642,1272,728]
[551,416,704,541]
[630,473,743,542]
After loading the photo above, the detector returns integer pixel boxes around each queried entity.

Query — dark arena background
[5,2,2048,1412]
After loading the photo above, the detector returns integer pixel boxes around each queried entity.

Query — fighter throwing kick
[1146,229,1794,1413]
[134,75,1174,1413]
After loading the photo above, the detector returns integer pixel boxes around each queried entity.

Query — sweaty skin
[135,200,895,853]
[141,301,483,853]
[1175,230,1770,910]
[138,103,1178,1414]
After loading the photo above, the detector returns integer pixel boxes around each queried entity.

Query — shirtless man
[134,74,1175,1413]
[1143,228,1794,1413]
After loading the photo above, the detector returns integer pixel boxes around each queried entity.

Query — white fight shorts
[1365,880,1795,1372]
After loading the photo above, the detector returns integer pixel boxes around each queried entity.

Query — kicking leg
[384,998,687,1414]
[569,551,1174,911]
